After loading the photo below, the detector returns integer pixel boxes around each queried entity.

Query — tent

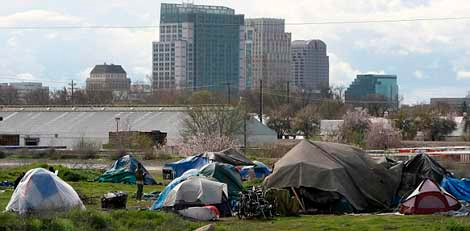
[163,154,209,179]
[163,148,253,180]
[6,168,85,215]
[160,176,228,209]
[441,177,470,202]
[202,148,254,166]
[199,163,244,200]
[398,154,450,197]
[151,169,199,210]
[97,155,157,185]
[239,161,272,180]
[263,140,401,212]
[399,178,460,214]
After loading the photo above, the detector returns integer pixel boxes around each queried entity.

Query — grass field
[2,164,470,231]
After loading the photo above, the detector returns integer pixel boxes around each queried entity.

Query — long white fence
[367,146,470,163]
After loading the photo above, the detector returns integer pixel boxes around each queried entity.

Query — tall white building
[243,18,291,90]
[291,40,329,91]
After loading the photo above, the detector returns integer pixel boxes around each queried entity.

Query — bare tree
[181,105,244,139]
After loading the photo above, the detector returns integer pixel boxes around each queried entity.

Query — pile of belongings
[163,148,254,179]
[101,191,128,209]
[6,168,85,215]
[239,161,272,180]
[264,140,401,213]
[399,178,460,214]
[0,181,13,187]
[97,154,157,185]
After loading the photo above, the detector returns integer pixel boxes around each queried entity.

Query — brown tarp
[202,148,254,166]
[263,140,401,211]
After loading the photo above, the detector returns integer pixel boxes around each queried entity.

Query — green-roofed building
[345,74,399,110]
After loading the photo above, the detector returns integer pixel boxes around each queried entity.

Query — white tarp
[5,168,85,214]
[178,206,219,221]
[163,176,228,208]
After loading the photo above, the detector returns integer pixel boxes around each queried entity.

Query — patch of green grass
[0,209,202,231]
[0,163,103,182]
[242,178,264,188]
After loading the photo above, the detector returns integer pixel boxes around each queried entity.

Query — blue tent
[164,154,208,178]
[441,177,470,202]
[151,169,199,210]
[240,161,272,180]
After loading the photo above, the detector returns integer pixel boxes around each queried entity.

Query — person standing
[135,163,144,200]
[14,172,25,189]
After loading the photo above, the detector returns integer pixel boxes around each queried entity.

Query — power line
[1,16,470,30]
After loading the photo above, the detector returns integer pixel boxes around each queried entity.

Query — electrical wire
[1,16,470,30]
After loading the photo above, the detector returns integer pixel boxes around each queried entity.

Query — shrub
[73,137,100,159]
[0,150,6,159]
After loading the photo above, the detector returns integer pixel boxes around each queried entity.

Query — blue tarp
[441,177,470,202]
[240,161,272,179]
[164,154,209,178]
[97,154,157,185]
[150,169,199,210]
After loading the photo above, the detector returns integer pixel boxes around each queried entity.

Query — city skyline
[1,1,470,104]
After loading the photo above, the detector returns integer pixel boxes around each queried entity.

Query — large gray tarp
[263,140,401,211]
[202,148,254,166]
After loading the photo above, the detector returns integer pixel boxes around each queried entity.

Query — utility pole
[259,79,263,123]
[287,80,290,104]
[226,82,231,105]
[69,80,76,105]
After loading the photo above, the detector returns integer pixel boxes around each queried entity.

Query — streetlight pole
[115,117,120,148]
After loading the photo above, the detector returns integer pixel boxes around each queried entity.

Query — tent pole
[291,187,305,211]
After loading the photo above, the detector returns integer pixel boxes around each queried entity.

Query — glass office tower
[153,3,244,92]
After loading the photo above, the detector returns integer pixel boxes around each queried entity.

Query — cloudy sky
[1,0,470,104]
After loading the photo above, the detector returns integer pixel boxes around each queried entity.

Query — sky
[1,0,470,104]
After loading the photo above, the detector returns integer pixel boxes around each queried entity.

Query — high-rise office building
[291,40,329,91]
[152,3,244,92]
[243,18,291,90]
[345,74,399,110]
[8,82,49,104]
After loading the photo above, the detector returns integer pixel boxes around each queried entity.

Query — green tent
[199,163,244,200]
[97,154,157,185]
